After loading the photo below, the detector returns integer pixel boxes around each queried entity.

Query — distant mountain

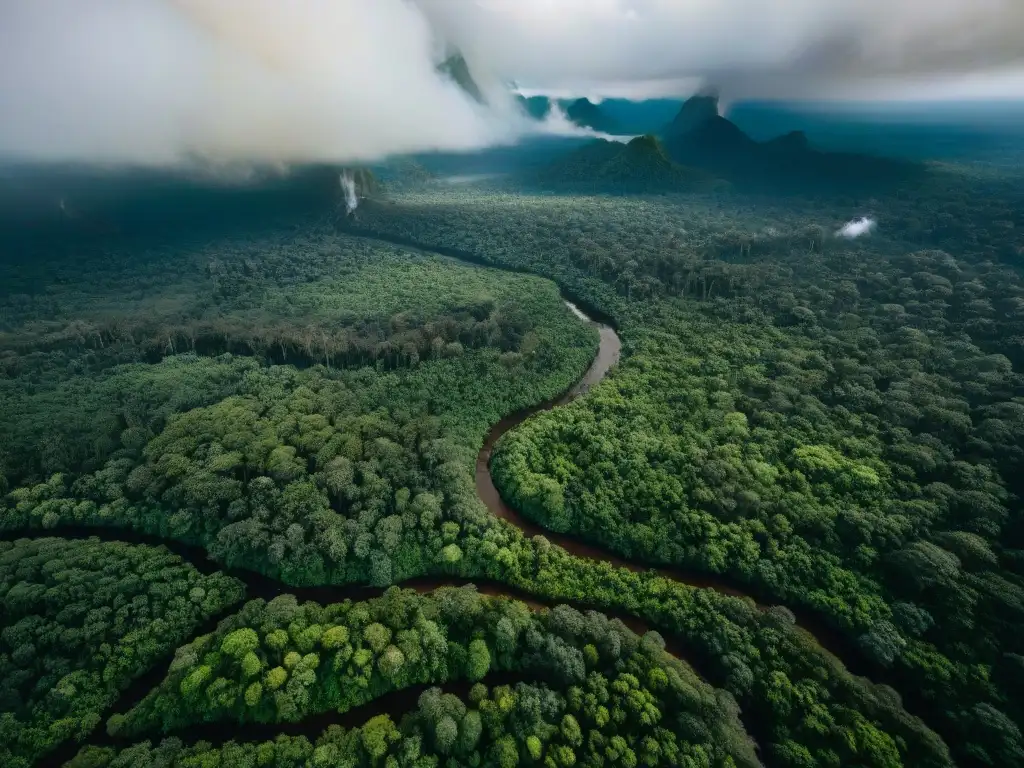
[763,130,811,153]
[664,89,720,138]
[728,100,1024,162]
[595,99,685,135]
[437,53,485,103]
[678,115,758,155]
[516,95,553,120]
[532,134,722,192]
[564,98,622,135]
[660,94,925,192]
[515,95,680,134]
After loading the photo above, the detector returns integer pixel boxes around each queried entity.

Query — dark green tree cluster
[7,175,1010,767]
[355,172,1022,312]
[0,354,258,487]
[533,135,723,194]
[457,512,949,767]
[0,230,587,488]
[2,305,593,587]
[0,536,245,767]
[107,586,756,767]
[74,673,742,768]
[2,224,952,765]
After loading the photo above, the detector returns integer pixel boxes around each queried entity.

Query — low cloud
[0,0,1021,168]
[0,0,523,167]
[421,0,1024,101]
[836,216,877,238]
[526,104,634,142]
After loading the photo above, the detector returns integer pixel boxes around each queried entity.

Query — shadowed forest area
[1,103,1023,768]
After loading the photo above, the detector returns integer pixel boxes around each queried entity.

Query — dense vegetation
[355,165,1024,766]
[1,233,597,592]
[0,536,245,767]
[0,228,594,485]
[534,135,721,193]
[3,210,959,765]
[78,667,738,768]
[104,586,756,767]
[4,132,1022,768]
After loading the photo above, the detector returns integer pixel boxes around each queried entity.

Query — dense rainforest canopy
[1,122,1022,767]
[351,161,1024,766]
[0,536,244,768]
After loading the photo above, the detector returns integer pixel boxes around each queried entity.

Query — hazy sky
[0,0,1021,166]
[425,0,1024,100]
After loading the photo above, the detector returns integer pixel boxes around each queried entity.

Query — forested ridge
[2,152,1021,767]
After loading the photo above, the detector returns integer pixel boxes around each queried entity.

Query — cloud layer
[424,0,1024,100]
[0,0,1021,167]
[0,0,520,166]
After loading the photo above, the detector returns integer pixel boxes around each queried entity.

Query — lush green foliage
[534,135,722,193]
[1,230,596,589]
[0,355,258,487]
[107,586,756,767]
[8,162,1021,767]
[358,177,1024,766]
[0,230,589,487]
[3,325,594,593]
[0,536,245,767]
[77,671,740,768]
[492,298,1023,762]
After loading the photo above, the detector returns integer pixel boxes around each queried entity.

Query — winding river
[13,235,934,764]
[477,302,860,651]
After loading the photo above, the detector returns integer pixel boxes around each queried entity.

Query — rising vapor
[339,171,358,214]
[836,217,877,238]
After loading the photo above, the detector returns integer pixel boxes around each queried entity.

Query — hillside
[516,95,677,135]
[533,134,722,191]
[663,89,720,137]
[516,94,553,120]
[662,94,927,191]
